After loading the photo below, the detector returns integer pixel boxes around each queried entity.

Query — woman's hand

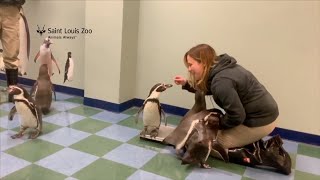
[174,75,187,86]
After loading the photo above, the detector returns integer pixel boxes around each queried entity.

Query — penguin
[136,83,173,138]
[163,90,206,146]
[180,111,227,168]
[30,64,54,115]
[0,48,4,72]
[63,52,74,83]
[180,117,212,168]
[8,85,42,139]
[34,37,61,76]
[163,90,228,165]
[17,8,30,76]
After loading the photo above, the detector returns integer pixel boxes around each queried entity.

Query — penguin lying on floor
[163,90,206,146]
[8,85,42,139]
[179,111,226,168]
[136,83,172,138]
[163,90,228,168]
[30,64,55,115]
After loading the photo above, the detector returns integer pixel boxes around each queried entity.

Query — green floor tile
[2,164,67,180]
[117,116,143,130]
[0,109,9,117]
[127,135,166,152]
[207,158,246,175]
[0,126,5,132]
[73,158,136,180]
[298,143,320,159]
[4,139,64,162]
[42,122,63,134]
[121,107,140,115]
[142,153,193,179]
[65,96,83,104]
[166,115,182,126]
[68,106,102,117]
[241,177,255,180]
[294,170,320,180]
[289,153,297,169]
[11,121,62,135]
[70,118,111,133]
[70,135,122,157]
[43,109,60,117]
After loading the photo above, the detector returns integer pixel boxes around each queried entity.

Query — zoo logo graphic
[37,25,46,36]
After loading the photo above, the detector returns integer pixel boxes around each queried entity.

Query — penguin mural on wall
[30,64,55,115]
[8,85,42,139]
[136,83,172,138]
[0,48,4,71]
[17,8,30,76]
[34,37,61,76]
[63,52,74,83]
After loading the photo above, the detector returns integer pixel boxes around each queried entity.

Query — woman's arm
[211,78,246,129]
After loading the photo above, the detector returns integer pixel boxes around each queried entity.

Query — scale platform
[140,124,175,142]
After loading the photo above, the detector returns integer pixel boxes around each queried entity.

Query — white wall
[7,0,319,136]
[136,1,320,135]
[84,0,123,103]
[22,0,85,89]
[119,0,140,103]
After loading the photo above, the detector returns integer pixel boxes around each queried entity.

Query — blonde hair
[184,44,218,92]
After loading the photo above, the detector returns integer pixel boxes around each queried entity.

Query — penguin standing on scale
[8,85,42,139]
[34,37,61,76]
[136,83,172,138]
[63,51,74,83]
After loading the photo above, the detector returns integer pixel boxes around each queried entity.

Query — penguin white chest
[143,102,161,127]
[15,102,38,128]
[39,47,51,63]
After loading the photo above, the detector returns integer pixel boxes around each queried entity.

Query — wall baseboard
[85,96,320,146]
[1,75,319,146]
[0,73,84,97]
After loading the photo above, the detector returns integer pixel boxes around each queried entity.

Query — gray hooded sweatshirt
[208,54,279,129]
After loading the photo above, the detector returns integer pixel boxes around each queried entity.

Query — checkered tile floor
[0,85,319,180]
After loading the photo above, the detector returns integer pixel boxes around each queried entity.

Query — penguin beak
[165,84,173,88]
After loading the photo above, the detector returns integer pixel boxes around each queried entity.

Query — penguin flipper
[51,54,61,74]
[160,107,167,126]
[135,104,145,124]
[8,106,17,120]
[51,84,56,101]
[30,81,38,97]
[34,51,40,62]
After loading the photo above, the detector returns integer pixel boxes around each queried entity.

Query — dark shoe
[228,135,292,175]
[5,69,18,102]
